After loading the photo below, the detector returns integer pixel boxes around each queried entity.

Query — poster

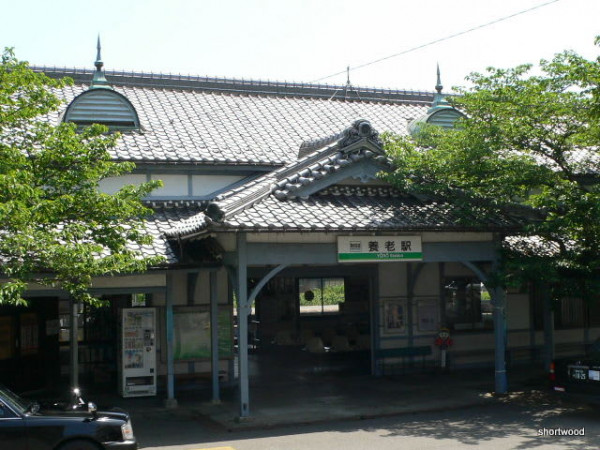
[417,299,439,332]
[382,300,406,334]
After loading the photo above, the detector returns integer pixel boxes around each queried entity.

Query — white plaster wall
[378,262,407,297]
[170,271,188,306]
[100,174,245,198]
[150,174,189,197]
[192,271,210,305]
[190,269,230,305]
[98,174,147,194]
[412,264,439,297]
[191,175,243,196]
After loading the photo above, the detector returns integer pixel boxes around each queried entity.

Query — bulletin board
[173,307,233,361]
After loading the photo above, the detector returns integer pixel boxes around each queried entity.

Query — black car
[550,339,600,406]
[0,384,137,450]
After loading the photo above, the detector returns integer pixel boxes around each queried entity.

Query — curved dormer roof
[408,65,464,135]
[62,38,140,130]
[63,88,140,129]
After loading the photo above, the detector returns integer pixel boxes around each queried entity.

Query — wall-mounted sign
[337,236,422,262]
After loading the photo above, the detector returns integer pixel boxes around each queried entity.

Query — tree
[0,49,163,306]
[383,41,600,300]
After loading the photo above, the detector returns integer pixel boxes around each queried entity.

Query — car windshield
[0,384,31,414]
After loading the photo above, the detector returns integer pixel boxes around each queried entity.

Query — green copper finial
[95,35,103,70]
[431,63,449,110]
[91,35,111,89]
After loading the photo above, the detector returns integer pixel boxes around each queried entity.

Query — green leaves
[385,40,600,297]
[0,50,164,305]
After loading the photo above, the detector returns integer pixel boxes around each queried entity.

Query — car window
[0,401,17,418]
[0,385,29,414]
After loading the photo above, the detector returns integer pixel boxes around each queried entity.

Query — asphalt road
[137,391,600,450]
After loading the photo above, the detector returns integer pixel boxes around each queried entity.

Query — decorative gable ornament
[198,120,393,226]
[299,119,382,159]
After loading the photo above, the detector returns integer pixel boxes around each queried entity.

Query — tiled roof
[212,185,523,233]
[503,235,561,258]
[141,201,207,262]
[37,67,431,166]
[162,121,522,238]
[27,68,532,256]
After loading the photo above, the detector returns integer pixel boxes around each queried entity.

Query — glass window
[444,278,492,330]
[558,297,585,328]
[298,278,345,315]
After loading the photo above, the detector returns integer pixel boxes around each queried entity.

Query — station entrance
[249,269,373,378]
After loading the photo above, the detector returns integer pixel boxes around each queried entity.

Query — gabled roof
[37,67,433,166]
[162,121,522,238]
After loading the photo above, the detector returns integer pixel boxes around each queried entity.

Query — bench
[375,346,432,375]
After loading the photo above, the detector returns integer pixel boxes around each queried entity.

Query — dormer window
[408,65,464,136]
[62,37,140,131]
[63,89,140,130]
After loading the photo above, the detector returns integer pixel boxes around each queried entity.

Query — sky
[2,0,599,92]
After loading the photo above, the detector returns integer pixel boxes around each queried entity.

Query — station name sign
[337,236,423,263]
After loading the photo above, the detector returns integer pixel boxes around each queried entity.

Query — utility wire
[311,0,562,83]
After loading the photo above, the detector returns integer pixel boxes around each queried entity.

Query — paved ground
[106,358,548,433]
[138,395,600,450]
[28,349,554,447]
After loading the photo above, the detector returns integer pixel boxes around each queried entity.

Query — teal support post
[210,270,221,404]
[491,284,508,394]
[165,272,177,408]
[463,260,508,394]
[237,233,250,417]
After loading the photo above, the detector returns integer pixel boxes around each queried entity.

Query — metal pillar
[237,233,250,418]
[491,284,508,394]
[164,272,177,408]
[69,299,79,389]
[463,260,508,394]
[210,270,221,404]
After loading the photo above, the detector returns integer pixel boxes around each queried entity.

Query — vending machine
[119,307,157,398]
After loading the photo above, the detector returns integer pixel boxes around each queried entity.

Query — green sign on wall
[337,236,423,262]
